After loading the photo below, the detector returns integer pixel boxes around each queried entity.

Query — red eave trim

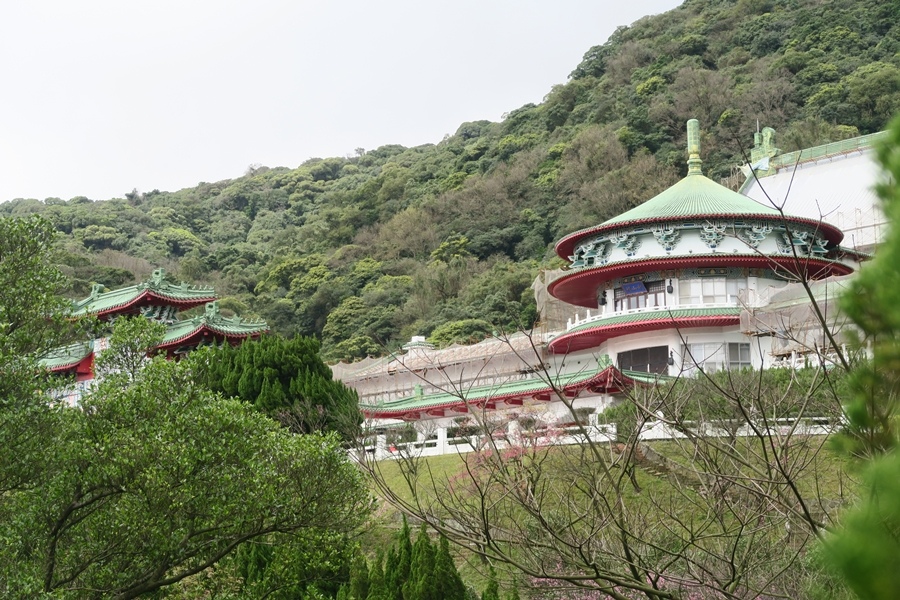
[548,255,853,307]
[48,352,95,379]
[94,289,218,319]
[155,326,266,352]
[548,314,740,354]
[555,215,845,260]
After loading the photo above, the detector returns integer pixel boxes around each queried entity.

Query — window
[728,342,752,370]
[614,280,667,311]
[678,278,743,306]
[617,345,669,374]
[682,342,752,374]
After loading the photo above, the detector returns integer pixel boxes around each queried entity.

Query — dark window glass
[614,280,666,311]
[618,345,669,374]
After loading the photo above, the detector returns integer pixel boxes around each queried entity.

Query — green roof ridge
[72,268,218,316]
[39,341,93,370]
[769,131,886,171]
[161,303,268,345]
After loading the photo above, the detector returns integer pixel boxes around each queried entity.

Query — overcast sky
[0,0,680,203]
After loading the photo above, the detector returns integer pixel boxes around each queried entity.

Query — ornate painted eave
[72,269,218,319]
[547,307,742,354]
[548,254,854,308]
[40,341,95,379]
[555,211,845,261]
[361,358,665,420]
[156,301,269,352]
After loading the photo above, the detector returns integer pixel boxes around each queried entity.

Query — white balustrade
[567,302,739,331]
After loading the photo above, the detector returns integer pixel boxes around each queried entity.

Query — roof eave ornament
[687,119,703,176]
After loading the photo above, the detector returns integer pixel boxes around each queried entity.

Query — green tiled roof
[360,356,670,416]
[564,306,743,335]
[361,365,606,414]
[555,120,846,260]
[160,302,268,347]
[39,341,93,370]
[601,174,780,229]
[72,269,217,317]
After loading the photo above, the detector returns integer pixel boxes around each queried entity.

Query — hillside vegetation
[4,0,899,361]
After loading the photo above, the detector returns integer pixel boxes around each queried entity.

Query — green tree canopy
[197,334,362,439]
[0,222,372,598]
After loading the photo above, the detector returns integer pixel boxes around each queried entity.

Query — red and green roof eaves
[361,363,667,420]
[547,307,742,354]
[549,254,854,307]
[40,342,95,380]
[41,342,93,371]
[556,215,844,260]
[73,287,218,319]
[157,318,269,352]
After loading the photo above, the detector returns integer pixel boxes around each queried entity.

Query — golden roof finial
[687,119,702,175]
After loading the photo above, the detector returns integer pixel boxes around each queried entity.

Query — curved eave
[46,352,95,376]
[156,324,268,352]
[362,366,644,420]
[555,215,845,261]
[548,311,741,354]
[82,289,219,320]
[838,246,873,261]
[549,254,854,308]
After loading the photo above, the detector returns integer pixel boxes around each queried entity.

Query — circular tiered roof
[556,121,844,260]
[548,120,855,308]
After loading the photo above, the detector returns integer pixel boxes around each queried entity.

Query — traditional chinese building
[341,120,873,457]
[41,269,268,390]
[545,119,863,370]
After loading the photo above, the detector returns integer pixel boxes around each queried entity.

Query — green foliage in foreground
[196,334,363,440]
[336,518,467,600]
[0,217,372,599]
[826,116,900,599]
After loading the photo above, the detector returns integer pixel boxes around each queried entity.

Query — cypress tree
[349,551,370,600]
[384,545,401,600]
[405,525,436,600]
[481,567,499,600]
[434,535,466,600]
[395,516,413,593]
[368,553,389,600]
[196,334,361,439]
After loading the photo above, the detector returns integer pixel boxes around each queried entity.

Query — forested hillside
[5,0,899,362]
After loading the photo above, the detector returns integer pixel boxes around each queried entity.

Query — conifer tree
[384,546,400,600]
[367,553,389,600]
[389,516,413,600]
[481,567,499,600]
[435,535,466,600]
[197,334,361,439]
[405,525,437,600]
[349,551,370,600]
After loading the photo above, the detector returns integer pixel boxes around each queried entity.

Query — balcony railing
[566,301,740,331]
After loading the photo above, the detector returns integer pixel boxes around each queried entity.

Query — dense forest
[4,0,899,362]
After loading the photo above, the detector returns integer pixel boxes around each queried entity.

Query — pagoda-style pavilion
[42,269,268,384]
